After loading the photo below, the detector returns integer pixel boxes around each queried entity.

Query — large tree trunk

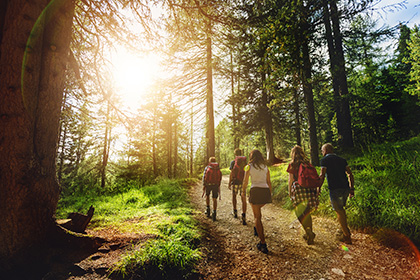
[324,0,354,148]
[261,70,275,165]
[206,19,215,158]
[301,21,320,165]
[292,86,302,146]
[0,0,75,269]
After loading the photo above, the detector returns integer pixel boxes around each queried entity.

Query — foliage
[346,136,420,244]
[407,25,420,99]
[57,178,202,279]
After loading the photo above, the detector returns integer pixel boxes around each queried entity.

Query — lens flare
[341,245,349,252]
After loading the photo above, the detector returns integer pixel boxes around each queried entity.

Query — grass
[57,178,202,279]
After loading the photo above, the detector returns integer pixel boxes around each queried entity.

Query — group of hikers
[202,144,354,254]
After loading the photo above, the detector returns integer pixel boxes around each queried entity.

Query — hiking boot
[212,211,217,221]
[242,213,247,225]
[232,209,238,218]
[339,234,352,244]
[304,228,316,245]
[205,206,211,218]
[257,242,268,254]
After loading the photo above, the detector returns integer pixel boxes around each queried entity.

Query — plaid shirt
[290,181,319,209]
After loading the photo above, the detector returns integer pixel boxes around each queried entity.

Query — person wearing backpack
[242,149,272,254]
[202,157,222,221]
[228,148,248,224]
[287,145,321,245]
[319,143,354,244]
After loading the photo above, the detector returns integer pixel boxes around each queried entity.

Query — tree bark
[0,0,75,269]
[325,0,354,148]
[292,86,302,146]
[206,19,215,158]
[261,70,275,165]
[101,100,111,189]
[301,23,320,165]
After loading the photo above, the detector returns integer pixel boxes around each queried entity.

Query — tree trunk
[101,100,111,189]
[189,100,194,177]
[0,0,75,269]
[327,0,354,148]
[301,29,320,165]
[206,19,215,159]
[230,52,239,150]
[173,121,178,178]
[261,70,275,165]
[292,86,302,146]
[322,0,343,141]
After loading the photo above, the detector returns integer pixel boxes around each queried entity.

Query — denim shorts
[329,188,350,211]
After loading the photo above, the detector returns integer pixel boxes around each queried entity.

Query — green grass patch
[57,178,202,279]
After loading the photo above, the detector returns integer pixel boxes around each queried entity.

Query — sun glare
[112,49,161,110]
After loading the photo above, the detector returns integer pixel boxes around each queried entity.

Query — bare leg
[251,203,265,244]
[213,198,217,211]
[336,209,350,236]
[232,187,237,211]
[241,192,247,215]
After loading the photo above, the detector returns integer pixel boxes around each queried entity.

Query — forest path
[190,174,420,279]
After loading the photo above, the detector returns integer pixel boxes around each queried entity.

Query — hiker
[242,149,272,254]
[228,148,248,225]
[202,156,222,221]
[319,143,354,244]
[287,145,320,245]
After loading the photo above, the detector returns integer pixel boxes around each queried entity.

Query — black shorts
[249,187,271,205]
[205,184,219,199]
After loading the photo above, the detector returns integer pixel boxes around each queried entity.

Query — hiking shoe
[205,207,211,218]
[339,235,352,244]
[253,226,258,237]
[242,213,247,225]
[232,209,238,218]
[307,232,316,245]
[212,211,217,221]
[257,242,268,254]
[304,228,316,245]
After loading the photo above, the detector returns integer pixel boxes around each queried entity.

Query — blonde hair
[290,145,309,170]
[209,157,216,163]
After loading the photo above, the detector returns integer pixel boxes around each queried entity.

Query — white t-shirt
[249,163,269,189]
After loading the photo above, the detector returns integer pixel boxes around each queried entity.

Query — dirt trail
[191,175,420,279]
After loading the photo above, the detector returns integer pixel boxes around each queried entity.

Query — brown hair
[290,145,310,170]
[234,148,242,156]
[249,149,266,170]
[209,157,216,163]
[322,143,334,154]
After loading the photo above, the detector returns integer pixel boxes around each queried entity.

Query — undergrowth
[57,178,202,279]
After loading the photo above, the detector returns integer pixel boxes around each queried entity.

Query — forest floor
[26,175,420,279]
